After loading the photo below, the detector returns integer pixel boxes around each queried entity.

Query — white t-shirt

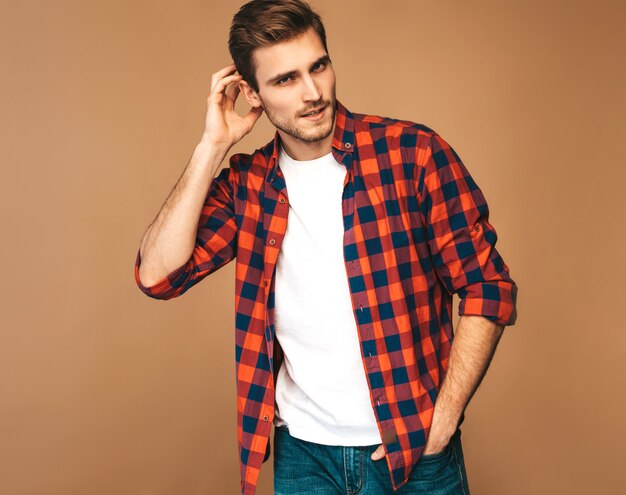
[273,144,382,446]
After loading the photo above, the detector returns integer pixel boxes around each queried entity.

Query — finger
[210,63,237,89]
[209,74,243,101]
[243,105,263,129]
[370,444,385,461]
[210,64,238,93]
[224,79,241,109]
[211,71,239,95]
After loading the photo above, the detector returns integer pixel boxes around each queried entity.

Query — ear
[239,80,262,108]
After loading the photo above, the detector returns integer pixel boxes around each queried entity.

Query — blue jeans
[273,425,470,494]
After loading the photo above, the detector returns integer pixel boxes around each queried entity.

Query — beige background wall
[1,0,624,493]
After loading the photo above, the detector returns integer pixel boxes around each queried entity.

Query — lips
[301,105,327,118]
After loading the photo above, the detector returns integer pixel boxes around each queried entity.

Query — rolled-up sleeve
[134,158,239,300]
[418,132,518,326]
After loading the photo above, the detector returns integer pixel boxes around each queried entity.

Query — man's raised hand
[202,63,263,149]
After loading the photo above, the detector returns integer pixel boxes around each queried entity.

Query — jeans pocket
[406,431,469,492]
[419,443,451,462]
[420,427,462,463]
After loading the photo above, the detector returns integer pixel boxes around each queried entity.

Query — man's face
[244,27,337,144]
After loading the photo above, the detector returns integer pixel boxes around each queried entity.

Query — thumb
[244,105,263,128]
[371,444,385,461]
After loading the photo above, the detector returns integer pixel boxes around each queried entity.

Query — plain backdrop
[1,0,625,494]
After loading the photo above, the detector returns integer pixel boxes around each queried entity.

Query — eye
[312,62,326,71]
[277,75,292,85]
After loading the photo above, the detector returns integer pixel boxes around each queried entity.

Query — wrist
[195,138,229,166]
[199,132,232,152]
[430,408,461,439]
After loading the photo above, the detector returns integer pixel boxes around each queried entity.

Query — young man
[134,1,518,494]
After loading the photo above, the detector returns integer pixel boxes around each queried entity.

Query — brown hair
[228,0,329,93]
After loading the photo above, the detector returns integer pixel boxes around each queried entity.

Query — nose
[302,74,321,102]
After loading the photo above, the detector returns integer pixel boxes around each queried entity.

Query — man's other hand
[370,432,450,461]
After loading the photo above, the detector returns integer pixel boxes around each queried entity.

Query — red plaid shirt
[134,99,517,494]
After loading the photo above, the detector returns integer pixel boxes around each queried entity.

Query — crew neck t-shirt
[273,144,382,446]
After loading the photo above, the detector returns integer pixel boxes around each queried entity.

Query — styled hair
[228,0,329,93]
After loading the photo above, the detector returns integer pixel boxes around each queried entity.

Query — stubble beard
[260,92,337,144]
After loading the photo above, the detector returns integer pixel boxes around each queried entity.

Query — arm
[135,64,262,299]
[134,150,236,300]
[136,140,230,288]
[423,315,504,453]
[371,316,504,460]
[371,131,518,461]
[420,131,518,452]
[419,131,518,326]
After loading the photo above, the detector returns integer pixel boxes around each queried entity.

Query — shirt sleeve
[417,131,518,326]
[133,159,238,300]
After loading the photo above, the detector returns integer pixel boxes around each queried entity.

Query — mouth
[301,104,327,120]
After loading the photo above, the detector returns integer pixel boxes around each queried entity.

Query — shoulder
[350,109,441,160]
[352,109,440,143]
[226,137,275,179]
[227,139,271,169]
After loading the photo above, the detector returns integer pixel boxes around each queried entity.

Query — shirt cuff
[457,280,518,326]
[134,250,191,300]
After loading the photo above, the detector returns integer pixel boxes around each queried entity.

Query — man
[134,1,518,494]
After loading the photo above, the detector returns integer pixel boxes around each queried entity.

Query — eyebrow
[266,55,331,85]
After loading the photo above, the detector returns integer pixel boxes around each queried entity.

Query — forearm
[138,139,229,287]
[430,315,504,439]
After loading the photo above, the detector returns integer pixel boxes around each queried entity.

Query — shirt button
[473,224,481,232]
[345,142,352,149]
[279,197,286,204]
[269,238,276,245]
[263,415,269,421]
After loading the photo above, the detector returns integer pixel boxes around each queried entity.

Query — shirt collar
[265,98,355,184]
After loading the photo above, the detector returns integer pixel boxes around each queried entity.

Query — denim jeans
[273,424,470,494]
